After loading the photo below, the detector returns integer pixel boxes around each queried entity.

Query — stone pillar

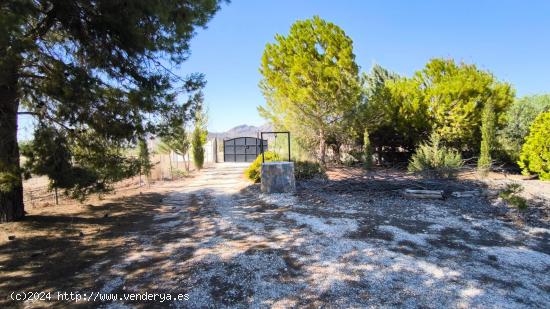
[261,162,296,193]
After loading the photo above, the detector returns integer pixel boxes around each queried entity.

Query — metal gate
[223,137,268,162]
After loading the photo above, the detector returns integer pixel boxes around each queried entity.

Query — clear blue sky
[179,0,550,132]
[17,0,550,139]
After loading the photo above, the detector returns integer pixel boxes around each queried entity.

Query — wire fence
[22,151,212,208]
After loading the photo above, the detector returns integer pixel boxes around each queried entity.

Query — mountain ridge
[208,124,273,140]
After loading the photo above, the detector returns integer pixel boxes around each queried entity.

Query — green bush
[518,111,550,180]
[408,134,463,178]
[499,183,527,210]
[173,169,189,178]
[244,151,281,183]
[294,161,326,180]
[498,95,550,163]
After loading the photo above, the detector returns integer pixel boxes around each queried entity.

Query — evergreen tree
[414,59,513,151]
[478,100,496,175]
[499,94,550,163]
[363,127,373,168]
[191,108,207,170]
[373,59,514,155]
[259,16,362,166]
[138,138,152,181]
[0,0,224,221]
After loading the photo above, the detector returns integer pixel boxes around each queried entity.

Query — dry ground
[1,163,549,308]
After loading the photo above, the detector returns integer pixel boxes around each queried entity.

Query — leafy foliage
[498,94,550,163]
[408,134,463,178]
[161,128,191,158]
[191,107,208,170]
[294,161,326,180]
[244,151,281,183]
[259,16,362,165]
[478,100,496,175]
[518,112,550,180]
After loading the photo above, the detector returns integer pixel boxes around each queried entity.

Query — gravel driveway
[91,163,550,308]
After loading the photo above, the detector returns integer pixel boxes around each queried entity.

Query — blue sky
[17,0,550,138]
[178,0,550,132]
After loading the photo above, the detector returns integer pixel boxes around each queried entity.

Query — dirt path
[3,163,548,308]
[80,163,549,308]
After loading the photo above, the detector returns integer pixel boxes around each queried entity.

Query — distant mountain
[209,124,273,140]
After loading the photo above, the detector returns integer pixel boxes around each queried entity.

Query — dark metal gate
[223,137,268,162]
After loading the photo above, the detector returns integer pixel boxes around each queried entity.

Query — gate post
[261,162,295,193]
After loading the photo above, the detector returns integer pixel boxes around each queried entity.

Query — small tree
[363,127,373,168]
[20,127,134,201]
[20,126,73,204]
[478,100,496,175]
[161,125,191,172]
[138,138,152,184]
[191,109,207,170]
[518,111,550,180]
[157,142,174,179]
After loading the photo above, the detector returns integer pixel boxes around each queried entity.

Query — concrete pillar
[261,162,295,193]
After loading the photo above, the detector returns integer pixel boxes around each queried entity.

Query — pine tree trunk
[0,61,24,222]
[319,129,326,166]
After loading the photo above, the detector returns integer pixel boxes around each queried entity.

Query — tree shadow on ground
[0,192,167,308]
[1,166,547,308]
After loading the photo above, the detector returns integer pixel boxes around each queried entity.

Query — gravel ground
[86,163,549,308]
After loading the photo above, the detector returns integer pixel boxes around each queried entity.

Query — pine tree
[0,0,223,221]
[259,16,362,166]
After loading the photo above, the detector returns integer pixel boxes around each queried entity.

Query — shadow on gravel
[299,169,488,195]
[0,192,167,308]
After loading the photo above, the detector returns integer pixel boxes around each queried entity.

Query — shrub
[499,183,527,210]
[408,134,463,178]
[294,161,326,180]
[518,111,550,180]
[244,151,280,183]
[173,169,189,178]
